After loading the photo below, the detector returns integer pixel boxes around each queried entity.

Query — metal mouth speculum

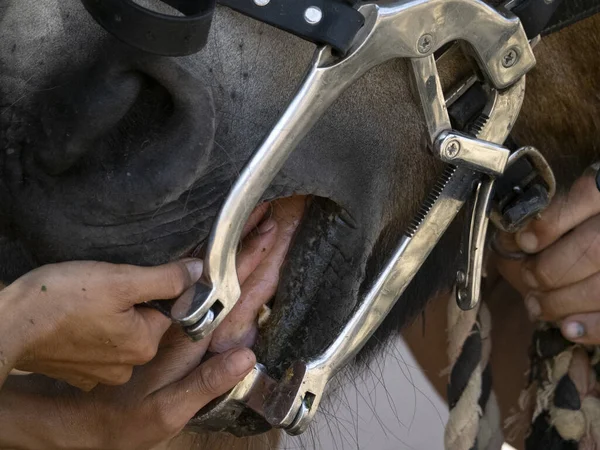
[173,0,540,437]
[171,0,535,340]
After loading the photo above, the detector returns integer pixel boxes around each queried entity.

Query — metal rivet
[456,270,466,285]
[445,140,461,158]
[304,6,323,25]
[417,33,433,54]
[253,0,270,6]
[502,48,519,68]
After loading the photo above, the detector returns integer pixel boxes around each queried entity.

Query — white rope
[445,295,503,450]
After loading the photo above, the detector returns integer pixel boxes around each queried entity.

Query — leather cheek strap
[80,0,216,56]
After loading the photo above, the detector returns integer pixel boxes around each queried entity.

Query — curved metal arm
[171,0,534,340]
[263,77,527,435]
[170,45,373,336]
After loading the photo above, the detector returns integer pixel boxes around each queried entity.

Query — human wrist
[0,376,83,450]
[0,378,44,449]
[0,286,35,370]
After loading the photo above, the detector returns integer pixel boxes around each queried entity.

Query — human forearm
[0,288,31,389]
[0,376,64,450]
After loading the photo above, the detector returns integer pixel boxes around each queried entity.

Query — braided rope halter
[512,329,600,448]
[446,228,600,450]
[447,299,600,450]
[446,296,504,450]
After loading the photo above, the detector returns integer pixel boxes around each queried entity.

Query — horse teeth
[258,304,272,329]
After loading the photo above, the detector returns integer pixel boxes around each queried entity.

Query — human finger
[22,361,134,388]
[521,214,600,291]
[113,259,205,306]
[560,312,600,345]
[168,220,276,322]
[209,258,279,352]
[235,218,277,285]
[241,202,271,239]
[493,231,531,297]
[135,325,211,395]
[210,196,306,352]
[515,167,600,253]
[152,348,255,430]
[526,272,600,321]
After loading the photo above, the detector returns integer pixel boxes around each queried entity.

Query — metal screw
[304,6,323,25]
[417,34,433,54]
[253,0,270,5]
[456,270,466,285]
[502,48,519,68]
[445,140,461,158]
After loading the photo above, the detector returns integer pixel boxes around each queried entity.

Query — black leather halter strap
[513,0,600,39]
[80,0,600,57]
[80,0,216,56]
[217,0,364,54]
[80,0,362,56]
[542,0,600,36]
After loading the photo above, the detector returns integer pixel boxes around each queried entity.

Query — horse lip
[185,200,276,259]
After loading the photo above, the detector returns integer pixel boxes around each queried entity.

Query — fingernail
[225,348,255,376]
[522,268,539,289]
[185,260,204,283]
[257,218,276,235]
[563,321,585,340]
[517,231,538,253]
[525,295,541,320]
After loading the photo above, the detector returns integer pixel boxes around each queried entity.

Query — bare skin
[497,166,600,342]
[0,201,279,389]
[0,197,306,449]
[0,260,204,390]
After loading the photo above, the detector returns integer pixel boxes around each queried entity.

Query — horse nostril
[36,66,173,176]
[30,54,214,215]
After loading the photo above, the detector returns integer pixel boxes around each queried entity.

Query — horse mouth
[191,193,359,373]
[194,195,308,353]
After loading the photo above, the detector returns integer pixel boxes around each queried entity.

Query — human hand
[1,326,256,450]
[495,164,600,344]
[0,208,279,390]
[209,196,306,352]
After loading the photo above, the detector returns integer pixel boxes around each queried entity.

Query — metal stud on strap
[218,0,365,54]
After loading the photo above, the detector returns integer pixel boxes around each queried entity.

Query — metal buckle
[180,0,537,436]
[490,146,556,233]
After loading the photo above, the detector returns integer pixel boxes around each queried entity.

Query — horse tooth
[258,304,272,329]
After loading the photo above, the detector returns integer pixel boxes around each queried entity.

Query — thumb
[118,259,204,305]
[492,231,531,297]
[155,348,256,425]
